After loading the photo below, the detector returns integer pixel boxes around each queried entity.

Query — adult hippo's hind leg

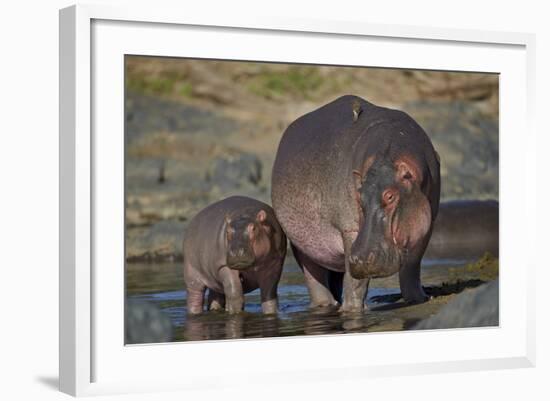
[291,244,339,308]
[328,271,344,304]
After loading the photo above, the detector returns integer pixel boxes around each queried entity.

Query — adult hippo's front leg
[292,244,339,308]
[399,242,430,304]
[340,235,369,313]
[399,260,428,304]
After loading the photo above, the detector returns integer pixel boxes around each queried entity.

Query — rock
[125,91,238,143]
[207,152,262,191]
[425,200,499,260]
[125,299,173,344]
[126,220,186,262]
[403,100,499,201]
[413,279,499,330]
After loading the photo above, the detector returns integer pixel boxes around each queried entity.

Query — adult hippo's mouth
[349,235,404,279]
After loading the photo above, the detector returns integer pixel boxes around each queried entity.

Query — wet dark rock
[425,200,499,260]
[403,100,499,201]
[413,279,499,330]
[125,91,238,143]
[126,220,186,262]
[125,299,174,344]
[206,152,262,191]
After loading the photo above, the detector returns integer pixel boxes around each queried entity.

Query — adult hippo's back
[272,95,440,312]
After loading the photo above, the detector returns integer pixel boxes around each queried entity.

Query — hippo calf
[183,196,287,314]
[272,95,440,312]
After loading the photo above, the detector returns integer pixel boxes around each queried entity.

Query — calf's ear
[352,170,363,191]
[256,210,267,222]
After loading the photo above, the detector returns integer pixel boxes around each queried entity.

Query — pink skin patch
[250,210,273,263]
[252,228,271,261]
[389,156,431,251]
[391,194,431,250]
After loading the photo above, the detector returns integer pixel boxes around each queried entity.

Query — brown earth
[124,56,498,262]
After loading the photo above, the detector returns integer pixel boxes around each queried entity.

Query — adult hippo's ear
[256,210,267,223]
[394,158,422,195]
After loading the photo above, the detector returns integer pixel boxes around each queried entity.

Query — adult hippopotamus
[271,95,440,312]
[183,196,287,314]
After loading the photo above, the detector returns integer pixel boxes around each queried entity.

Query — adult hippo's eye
[382,189,397,206]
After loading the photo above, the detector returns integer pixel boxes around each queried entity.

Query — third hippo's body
[271,95,441,312]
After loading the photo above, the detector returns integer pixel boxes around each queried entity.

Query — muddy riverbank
[126,253,498,343]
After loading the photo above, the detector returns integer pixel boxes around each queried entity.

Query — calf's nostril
[367,252,375,264]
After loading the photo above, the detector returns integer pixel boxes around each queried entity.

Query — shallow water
[126,257,487,343]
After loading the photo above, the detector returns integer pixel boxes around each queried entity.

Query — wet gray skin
[272,95,440,313]
[183,196,287,315]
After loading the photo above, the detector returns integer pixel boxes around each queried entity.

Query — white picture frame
[59,3,536,397]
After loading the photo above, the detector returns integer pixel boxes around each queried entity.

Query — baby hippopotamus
[183,196,287,314]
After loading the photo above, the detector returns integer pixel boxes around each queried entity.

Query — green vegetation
[126,63,325,101]
[447,252,499,283]
[464,252,499,281]
[126,70,193,98]
[247,67,324,99]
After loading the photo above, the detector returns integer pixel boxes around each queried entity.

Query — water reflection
[183,313,281,341]
[126,258,490,344]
